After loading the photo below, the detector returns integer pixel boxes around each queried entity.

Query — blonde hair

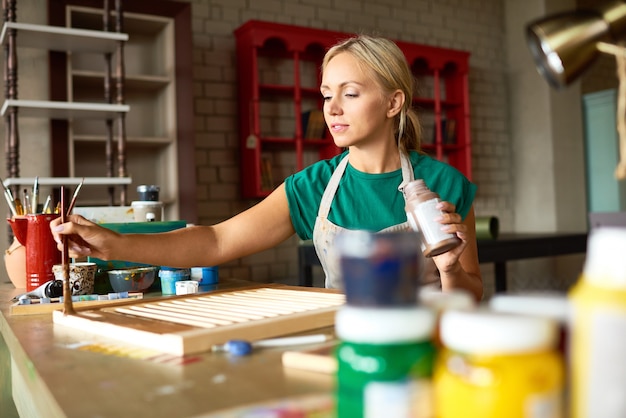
[322,35,421,151]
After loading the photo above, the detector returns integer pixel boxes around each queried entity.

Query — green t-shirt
[285,150,477,240]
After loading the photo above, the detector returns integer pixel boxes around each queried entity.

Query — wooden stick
[60,186,75,315]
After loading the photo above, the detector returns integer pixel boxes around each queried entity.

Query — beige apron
[313,151,437,289]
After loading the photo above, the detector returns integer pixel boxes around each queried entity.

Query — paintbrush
[42,195,52,214]
[60,186,75,315]
[22,189,30,215]
[31,176,39,214]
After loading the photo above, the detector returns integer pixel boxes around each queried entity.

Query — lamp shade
[526,1,626,89]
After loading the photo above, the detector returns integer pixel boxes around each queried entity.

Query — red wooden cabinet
[234,20,471,199]
[397,40,472,180]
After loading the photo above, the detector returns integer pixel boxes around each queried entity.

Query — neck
[348,144,402,173]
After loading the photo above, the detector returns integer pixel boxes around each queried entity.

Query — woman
[51,35,483,301]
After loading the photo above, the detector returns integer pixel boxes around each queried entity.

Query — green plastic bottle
[335,306,436,418]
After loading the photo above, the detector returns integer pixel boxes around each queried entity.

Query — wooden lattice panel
[52,285,345,356]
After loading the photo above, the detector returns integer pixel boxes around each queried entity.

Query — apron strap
[397,149,415,196]
[317,155,350,218]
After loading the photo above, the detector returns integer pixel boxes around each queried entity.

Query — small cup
[159,268,191,295]
[131,201,164,222]
[190,266,219,285]
[175,280,199,295]
[52,262,97,295]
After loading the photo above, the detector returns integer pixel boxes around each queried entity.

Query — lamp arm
[596,42,626,180]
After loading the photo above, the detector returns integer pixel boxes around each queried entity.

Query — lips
[331,123,348,132]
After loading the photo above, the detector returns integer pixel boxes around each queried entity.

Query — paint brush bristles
[3,189,17,216]
[0,175,17,216]
[31,176,39,214]
[66,177,84,215]
[42,195,52,214]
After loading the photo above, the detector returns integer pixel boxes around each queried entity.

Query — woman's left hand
[430,200,467,274]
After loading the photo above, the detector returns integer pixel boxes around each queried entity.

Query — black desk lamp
[525,1,626,178]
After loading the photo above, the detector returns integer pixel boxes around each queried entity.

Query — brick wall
[184,0,512,288]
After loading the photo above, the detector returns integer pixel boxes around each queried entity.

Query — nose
[325,96,342,116]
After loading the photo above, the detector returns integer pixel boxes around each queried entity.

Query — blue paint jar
[336,230,423,306]
[158,267,191,295]
[190,266,219,285]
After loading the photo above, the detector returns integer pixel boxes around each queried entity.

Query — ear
[387,89,404,118]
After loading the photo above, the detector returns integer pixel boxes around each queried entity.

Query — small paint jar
[434,310,564,418]
[335,230,423,306]
[190,266,219,285]
[158,267,190,295]
[175,280,199,295]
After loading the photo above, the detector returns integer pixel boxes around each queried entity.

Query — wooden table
[298,232,588,292]
[0,279,335,417]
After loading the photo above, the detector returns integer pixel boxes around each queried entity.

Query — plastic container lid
[489,292,570,323]
[336,306,435,344]
[137,185,160,193]
[583,227,626,288]
[418,287,476,312]
[158,268,190,278]
[440,310,558,354]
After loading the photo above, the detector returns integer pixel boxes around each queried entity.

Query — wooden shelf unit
[234,20,472,199]
[47,0,196,223]
[1,0,131,204]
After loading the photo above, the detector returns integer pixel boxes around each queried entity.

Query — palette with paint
[11,291,144,316]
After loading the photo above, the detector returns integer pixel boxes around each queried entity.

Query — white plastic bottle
[404,179,461,257]
[569,227,626,418]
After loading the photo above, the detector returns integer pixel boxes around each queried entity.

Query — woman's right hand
[50,214,121,260]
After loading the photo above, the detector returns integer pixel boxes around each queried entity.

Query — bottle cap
[440,310,558,354]
[489,292,569,323]
[419,287,476,312]
[336,306,435,343]
[136,185,160,201]
[583,227,626,288]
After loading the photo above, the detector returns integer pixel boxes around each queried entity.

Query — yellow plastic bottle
[434,310,564,418]
[569,227,626,418]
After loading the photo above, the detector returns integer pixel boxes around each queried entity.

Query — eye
[345,92,358,98]
[322,95,332,102]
